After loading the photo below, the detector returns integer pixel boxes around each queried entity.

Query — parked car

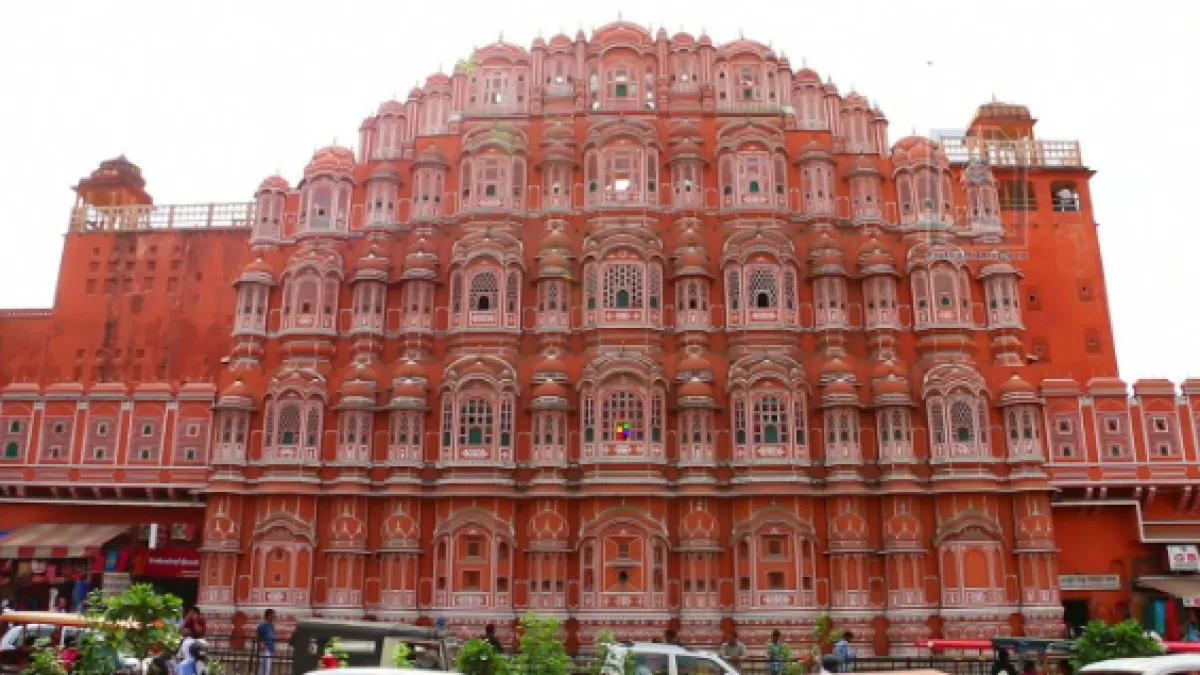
[1080,654,1200,675]
[600,642,737,675]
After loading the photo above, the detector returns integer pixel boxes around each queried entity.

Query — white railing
[940,137,1083,167]
[528,593,566,609]
[70,202,255,232]
[832,589,870,608]
[888,589,925,607]
[943,588,1004,606]
[201,587,233,604]
[250,588,308,605]
[738,590,817,608]
[325,588,363,606]
[378,590,416,608]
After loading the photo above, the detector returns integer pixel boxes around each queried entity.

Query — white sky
[0,0,1196,383]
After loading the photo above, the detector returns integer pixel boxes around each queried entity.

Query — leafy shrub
[457,638,510,675]
[1070,619,1165,669]
[512,614,569,675]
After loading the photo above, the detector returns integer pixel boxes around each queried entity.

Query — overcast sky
[0,0,1195,384]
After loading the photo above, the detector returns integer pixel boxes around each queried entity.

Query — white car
[303,670,460,675]
[1080,654,1200,675]
[601,642,738,675]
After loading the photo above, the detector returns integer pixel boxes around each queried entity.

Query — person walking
[833,632,855,673]
[767,630,787,675]
[182,607,207,639]
[256,609,277,675]
[483,624,504,654]
[990,648,1019,675]
[663,629,684,647]
[719,632,748,668]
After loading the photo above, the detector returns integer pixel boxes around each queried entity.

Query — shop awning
[1137,576,1200,604]
[0,524,129,559]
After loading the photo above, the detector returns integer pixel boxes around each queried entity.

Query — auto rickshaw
[290,619,457,675]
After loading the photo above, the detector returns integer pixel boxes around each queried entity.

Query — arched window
[451,273,463,313]
[278,403,301,446]
[950,400,975,442]
[749,269,777,308]
[753,396,789,444]
[933,271,956,308]
[505,272,519,313]
[295,278,319,317]
[469,272,498,311]
[604,264,643,309]
[458,398,493,446]
[601,391,645,442]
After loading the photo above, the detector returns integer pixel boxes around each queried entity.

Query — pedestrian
[990,648,1019,675]
[54,597,70,613]
[177,627,196,663]
[719,631,748,667]
[767,630,786,675]
[663,629,683,647]
[256,609,276,675]
[483,624,504,653]
[833,631,855,673]
[182,607,207,639]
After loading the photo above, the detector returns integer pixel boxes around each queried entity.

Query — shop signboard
[101,572,132,598]
[131,548,201,579]
[1059,574,1121,591]
[1168,544,1200,572]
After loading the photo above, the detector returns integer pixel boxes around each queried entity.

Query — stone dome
[220,378,252,400]
[999,373,1036,396]
[392,358,429,382]
[679,377,713,398]
[368,164,401,182]
[533,354,568,380]
[795,68,821,84]
[677,352,712,374]
[392,380,426,400]
[256,175,290,194]
[378,100,406,116]
[304,146,355,179]
[533,380,569,399]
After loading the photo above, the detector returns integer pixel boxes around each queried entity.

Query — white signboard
[1060,574,1121,591]
[101,572,132,598]
[1168,545,1200,572]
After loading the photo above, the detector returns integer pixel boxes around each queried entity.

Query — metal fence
[201,645,1011,675]
[206,638,295,675]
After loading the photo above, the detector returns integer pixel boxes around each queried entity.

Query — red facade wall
[0,22,1194,656]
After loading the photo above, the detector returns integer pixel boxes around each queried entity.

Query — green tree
[456,638,510,675]
[87,583,183,661]
[512,614,569,675]
[23,583,183,675]
[1070,619,1164,669]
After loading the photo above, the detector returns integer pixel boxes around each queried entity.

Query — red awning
[0,524,129,559]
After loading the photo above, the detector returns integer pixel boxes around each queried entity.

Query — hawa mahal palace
[1,20,1196,655]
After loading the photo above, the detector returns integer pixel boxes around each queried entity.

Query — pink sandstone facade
[2,20,1196,655]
